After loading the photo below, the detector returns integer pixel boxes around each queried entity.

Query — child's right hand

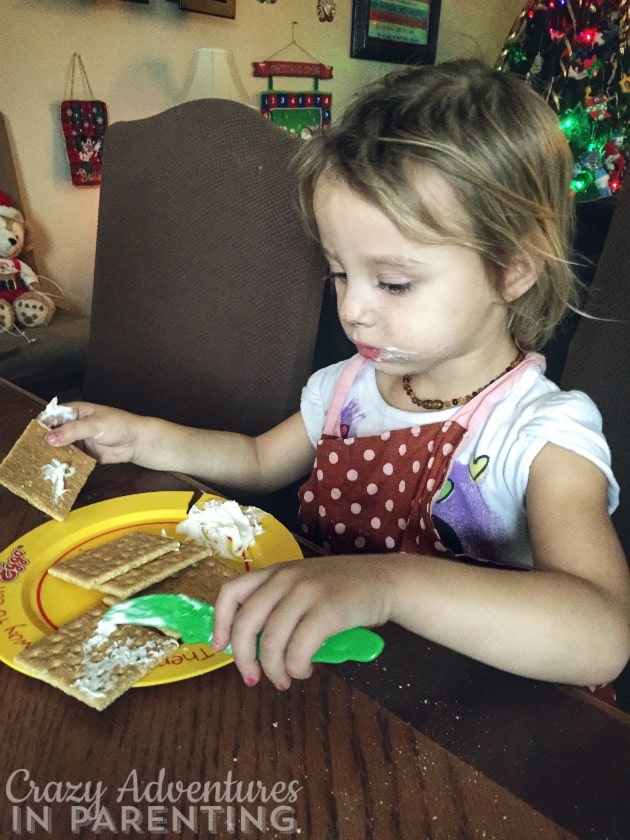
[45,402,142,464]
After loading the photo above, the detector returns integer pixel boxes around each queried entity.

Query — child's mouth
[356,343,384,360]
[355,344,418,363]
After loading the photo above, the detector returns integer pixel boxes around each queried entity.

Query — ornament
[318,0,336,21]
[586,92,612,118]
[603,139,627,183]
[620,72,630,92]
[578,149,612,195]
[582,54,599,74]
[576,26,603,47]
[559,103,592,147]
[571,168,595,195]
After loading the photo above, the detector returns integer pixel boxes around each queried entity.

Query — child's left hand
[212,557,392,689]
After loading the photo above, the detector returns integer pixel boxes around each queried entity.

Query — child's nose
[338,280,374,327]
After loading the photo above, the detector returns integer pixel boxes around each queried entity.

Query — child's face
[312,171,513,377]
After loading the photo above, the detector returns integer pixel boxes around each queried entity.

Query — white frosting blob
[38,396,78,430]
[176,499,264,561]
[41,459,76,501]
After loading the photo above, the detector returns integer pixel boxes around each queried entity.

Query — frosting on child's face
[312,172,514,384]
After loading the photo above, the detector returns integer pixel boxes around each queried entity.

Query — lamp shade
[181,48,251,106]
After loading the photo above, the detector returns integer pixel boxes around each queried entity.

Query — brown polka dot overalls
[298,354,541,558]
[298,354,620,707]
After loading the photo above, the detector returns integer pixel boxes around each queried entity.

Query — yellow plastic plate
[0,491,302,687]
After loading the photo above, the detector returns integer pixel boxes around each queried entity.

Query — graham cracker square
[0,419,96,521]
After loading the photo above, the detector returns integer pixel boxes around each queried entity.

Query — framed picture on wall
[351,0,441,65]
[179,0,236,18]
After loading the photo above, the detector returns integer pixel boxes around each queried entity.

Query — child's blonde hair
[295,59,578,350]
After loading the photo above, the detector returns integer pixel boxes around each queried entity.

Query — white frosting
[73,622,172,700]
[38,396,78,430]
[41,459,76,501]
[176,499,264,561]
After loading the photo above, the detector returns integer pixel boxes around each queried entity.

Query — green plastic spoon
[102,593,384,665]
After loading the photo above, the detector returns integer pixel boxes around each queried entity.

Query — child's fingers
[256,605,319,686]
[212,568,278,685]
[42,402,97,445]
[45,416,104,449]
[212,568,275,647]
[252,573,334,685]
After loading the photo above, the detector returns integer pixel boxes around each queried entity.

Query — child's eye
[378,281,412,295]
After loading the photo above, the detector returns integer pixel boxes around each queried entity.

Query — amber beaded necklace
[401,352,525,410]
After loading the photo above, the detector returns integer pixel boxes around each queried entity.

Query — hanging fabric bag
[60,53,108,187]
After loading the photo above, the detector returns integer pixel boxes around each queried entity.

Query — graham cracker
[0,420,96,521]
[47,531,179,589]
[99,543,212,600]
[14,605,179,711]
[144,555,240,605]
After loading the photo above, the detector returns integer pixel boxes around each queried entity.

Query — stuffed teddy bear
[0,190,55,334]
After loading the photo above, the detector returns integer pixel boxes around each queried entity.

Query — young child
[49,60,630,694]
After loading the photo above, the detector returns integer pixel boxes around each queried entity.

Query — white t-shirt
[300,356,619,569]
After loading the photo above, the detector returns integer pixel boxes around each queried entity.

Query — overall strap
[321,351,545,441]
[322,356,367,436]
[452,352,546,456]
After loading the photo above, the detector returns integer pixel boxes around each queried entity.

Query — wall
[3,0,524,314]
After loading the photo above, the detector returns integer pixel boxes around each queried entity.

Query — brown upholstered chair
[82,99,330,524]
[560,186,630,708]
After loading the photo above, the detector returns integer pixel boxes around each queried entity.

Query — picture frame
[351,0,440,65]
[178,0,236,19]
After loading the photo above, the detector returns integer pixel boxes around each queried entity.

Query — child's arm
[213,443,630,690]
[47,403,316,494]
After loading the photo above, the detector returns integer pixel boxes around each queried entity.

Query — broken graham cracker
[47,531,180,589]
[102,554,240,611]
[0,419,96,521]
[14,605,179,711]
[99,542,212,601]
[144,554,240,605]
[105,555,242,637]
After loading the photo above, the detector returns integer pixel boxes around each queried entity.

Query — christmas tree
[497,1,630,201]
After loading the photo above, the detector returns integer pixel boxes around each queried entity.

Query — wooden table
[1,379,628,840]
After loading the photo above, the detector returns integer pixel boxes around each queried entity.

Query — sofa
[0,112,89,401]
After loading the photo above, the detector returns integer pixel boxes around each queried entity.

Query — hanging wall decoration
[318,1,336,21]
[351,0,440,64]
[60,53,108,188]
[253,24,332,137]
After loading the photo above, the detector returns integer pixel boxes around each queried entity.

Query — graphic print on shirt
[339,398,366,439]
[432,454,504,563]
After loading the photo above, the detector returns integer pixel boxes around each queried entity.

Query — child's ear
[502,253,538,302]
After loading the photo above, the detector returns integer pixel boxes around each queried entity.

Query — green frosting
[104,594,384,663]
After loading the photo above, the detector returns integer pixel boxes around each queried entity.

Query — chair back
[83,99,327,437]
[561,187,630,558]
